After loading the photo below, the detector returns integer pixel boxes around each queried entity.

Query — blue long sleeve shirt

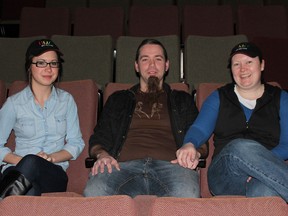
[184,89,288,160]
[0,86,85,171]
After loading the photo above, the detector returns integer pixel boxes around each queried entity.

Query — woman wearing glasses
[0,39,84,198]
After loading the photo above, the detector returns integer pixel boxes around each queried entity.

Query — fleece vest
[213,83,281,156]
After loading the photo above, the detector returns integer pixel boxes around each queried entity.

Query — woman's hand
[37,151,53,162]
[171,143,200,170]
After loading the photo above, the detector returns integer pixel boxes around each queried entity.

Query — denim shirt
[0,86,85,171]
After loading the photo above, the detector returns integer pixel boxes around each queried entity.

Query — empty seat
[19,7,71,38]
[73,7,125,46]
[0,80,7,108]
[252,37,288,90]
[236,5,288,40]
[51,35,114,89]
[127,5,180,38]
[0,0,45,22]
[45,0,88,23]
[115,35,181,84]
[177,0,219,6]
[7,79,99,195]
[131,0,175,6]
[182,5,234,43]
[184,35,248,90]
[0,36,46,85]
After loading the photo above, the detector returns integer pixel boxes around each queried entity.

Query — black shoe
[0,170,32,199]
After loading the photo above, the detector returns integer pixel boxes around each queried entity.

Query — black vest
[213,83,281,156]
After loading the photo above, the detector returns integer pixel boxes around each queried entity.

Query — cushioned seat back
[150,196,288,216]
[0,195,137,216]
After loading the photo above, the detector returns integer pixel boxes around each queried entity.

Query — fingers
[91,156,120,176]
[173,144,200,170]
[37,152,52,162]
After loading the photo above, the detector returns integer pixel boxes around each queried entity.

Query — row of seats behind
[1,34,288,90]
[12,5,288,44]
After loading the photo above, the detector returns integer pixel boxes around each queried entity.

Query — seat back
[182,5,234,43]
[0,195,137,216]
[0,80,7,109]
[150,196,288,216]
[115,35,181,84]
[196,83,224,198]
[236,5,288,40]
[0,36,46,85]
[7,80,98,194]
[127,5,180,38]
[19,7,71,38]
[0,0,45,21]
[252,37,288,90]
[131,0,175,6]
[51,35,114,89]
[103,82,189,105]
[184,34,248,90]
[45,0,87,23]
[73,7,125,47]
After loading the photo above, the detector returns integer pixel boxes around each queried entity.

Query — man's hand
[91,153,120,176]
[171,143,200,169]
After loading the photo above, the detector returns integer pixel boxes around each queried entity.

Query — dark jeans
[2,154,68,196]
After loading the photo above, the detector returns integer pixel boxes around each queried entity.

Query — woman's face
[30,51,59,88]
[231,53,265,90]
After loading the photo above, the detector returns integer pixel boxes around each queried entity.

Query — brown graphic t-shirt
[118,91,177,162]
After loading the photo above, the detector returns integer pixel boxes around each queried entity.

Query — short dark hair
[135,39,168,62]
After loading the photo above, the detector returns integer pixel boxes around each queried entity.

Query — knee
[83,175,110,197]
[16,154,44,175]
[223,139,265,158]
[18,154,41,167]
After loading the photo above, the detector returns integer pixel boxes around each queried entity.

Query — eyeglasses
[32,60,60,68]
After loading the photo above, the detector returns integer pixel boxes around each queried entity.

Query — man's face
[135,44,169,91]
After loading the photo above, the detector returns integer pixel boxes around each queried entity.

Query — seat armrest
[85,157,206,168]
[85,157,96,168]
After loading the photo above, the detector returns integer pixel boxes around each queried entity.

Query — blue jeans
[208,139,288,202]
[83,158,199,198]
[3,154,68,196]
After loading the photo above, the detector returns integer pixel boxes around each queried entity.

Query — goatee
[147,76,161,93]
[147,76,163,106]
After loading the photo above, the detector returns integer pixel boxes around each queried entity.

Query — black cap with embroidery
[26,39,63,58]
[230,42,262,59]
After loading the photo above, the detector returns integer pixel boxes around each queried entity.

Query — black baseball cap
[26,39,62,58]
[230,42,262,59]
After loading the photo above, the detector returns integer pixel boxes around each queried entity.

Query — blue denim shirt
[0,86,85,171]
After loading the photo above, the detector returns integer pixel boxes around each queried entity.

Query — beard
[147,76,161,93]
[147,76,163,106]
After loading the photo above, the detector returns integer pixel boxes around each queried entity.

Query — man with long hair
[84,39,206,197]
